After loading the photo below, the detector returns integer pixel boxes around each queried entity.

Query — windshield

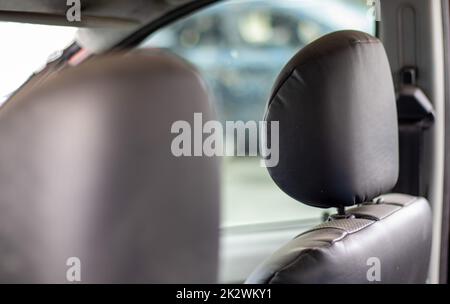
[0,22,77,104]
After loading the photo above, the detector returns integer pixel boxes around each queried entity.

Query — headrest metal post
[337,206,346,216]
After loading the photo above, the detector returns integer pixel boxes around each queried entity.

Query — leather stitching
[266,35,381,109]
[263,199,425,283]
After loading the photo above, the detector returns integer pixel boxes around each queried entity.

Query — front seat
[246,31,432,284]
[0,50,219,283]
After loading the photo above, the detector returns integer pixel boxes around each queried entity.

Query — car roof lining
[0,0,222,53]
[0,10,140,28]
[0,0,193,25]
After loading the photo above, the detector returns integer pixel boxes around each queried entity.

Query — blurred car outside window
[141,0,375,228]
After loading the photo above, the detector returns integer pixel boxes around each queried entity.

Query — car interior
[0,0,449,285]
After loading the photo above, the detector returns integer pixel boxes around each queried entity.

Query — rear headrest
[0,50,219,283]
[265,30,398,209]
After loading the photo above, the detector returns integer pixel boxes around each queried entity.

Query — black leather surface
[0,51,220,283]
[265,30,399,208]
[248,31,432,284]
[246,194,432,284]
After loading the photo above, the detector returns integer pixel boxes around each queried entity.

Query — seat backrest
[0,50,220,283]
[247,31,432,284]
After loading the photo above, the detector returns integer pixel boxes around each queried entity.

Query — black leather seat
[0,50,219,283]
[246,31,432,284]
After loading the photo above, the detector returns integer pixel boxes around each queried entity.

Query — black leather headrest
[0,50,219,283]
[265,30,398,208]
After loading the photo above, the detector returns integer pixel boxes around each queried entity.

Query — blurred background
[142,0,375,228]
[0,23,75,103]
